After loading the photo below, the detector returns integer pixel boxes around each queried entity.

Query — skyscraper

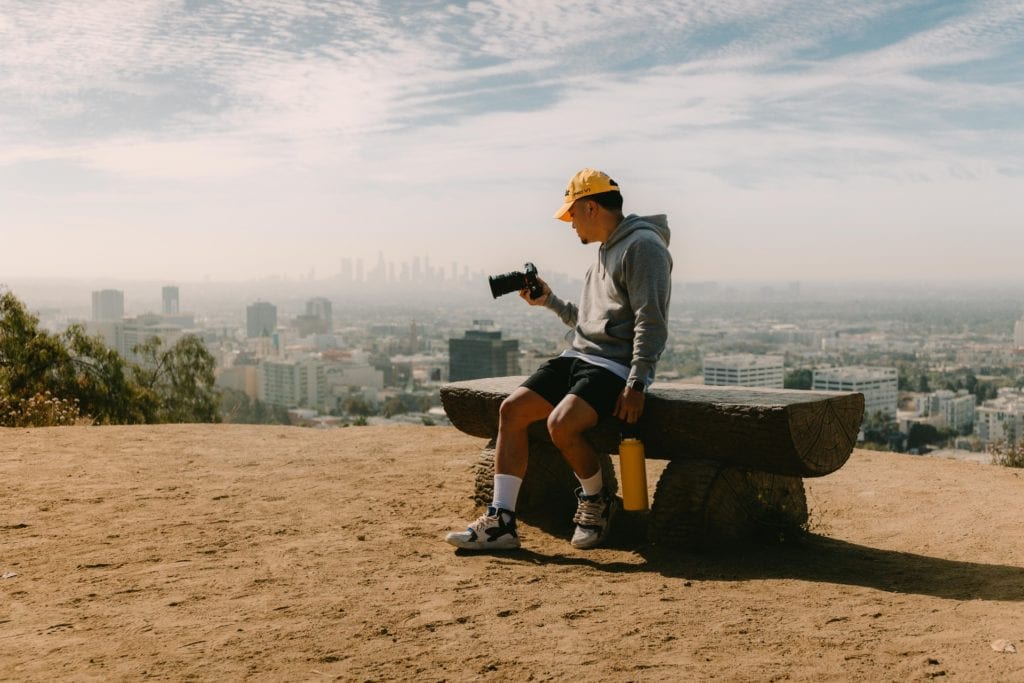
[246,301,278,338]
[448,321,519,381]
[162,286,180,315]
[1014,317,1024,349]
[305,297,333,328]
[91,289,124,321]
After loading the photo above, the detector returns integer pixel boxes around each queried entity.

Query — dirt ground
[2,424,1023,681]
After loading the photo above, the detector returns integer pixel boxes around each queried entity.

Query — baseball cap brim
[553,199,574,221]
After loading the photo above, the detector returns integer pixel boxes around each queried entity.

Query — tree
[381,396,406,418]
[862,410,898,447]
[133,336,221,423]
[0,291,70,400]
[61,324,156,424]
[907,423,940,450]
[2,290,220,425]
[784,369,812,390]
[219,388,289,425]
[342,395,374,417]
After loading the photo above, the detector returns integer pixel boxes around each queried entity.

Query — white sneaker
[570,488,617,549]
[446,507,520,550]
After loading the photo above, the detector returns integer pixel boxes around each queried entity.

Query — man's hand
[613,386,645,424]
[519,276,550,306]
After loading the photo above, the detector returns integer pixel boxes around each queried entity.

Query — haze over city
[2,1,1023,284]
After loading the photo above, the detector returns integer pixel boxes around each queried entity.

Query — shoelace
[573,498,606,526]
[469,512,500,534]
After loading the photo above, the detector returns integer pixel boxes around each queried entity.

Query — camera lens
[488,271,526,298]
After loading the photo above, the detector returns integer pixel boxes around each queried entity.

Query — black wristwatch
[627,379,645,393]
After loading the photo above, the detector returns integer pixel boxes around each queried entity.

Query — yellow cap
[553,168,620,221]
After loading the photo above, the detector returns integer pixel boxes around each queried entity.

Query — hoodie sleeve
[621,235,673,384]
[543,292,578,328]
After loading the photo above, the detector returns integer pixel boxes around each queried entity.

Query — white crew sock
[577,467,603,497]
[492,474,523,513]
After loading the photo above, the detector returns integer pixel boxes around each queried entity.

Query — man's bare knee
[498,396,525,428]
[499,389,551,430]
[546,412,581,450]
[546,412,568,449]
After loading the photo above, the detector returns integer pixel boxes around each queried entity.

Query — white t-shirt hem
[559,349,640,384]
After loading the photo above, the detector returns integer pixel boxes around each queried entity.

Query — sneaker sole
[570,531,605,549]
[445,534,520,551]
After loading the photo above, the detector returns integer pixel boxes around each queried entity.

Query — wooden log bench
[440,376,864,550]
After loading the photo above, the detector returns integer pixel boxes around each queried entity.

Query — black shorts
[521,356,626,418]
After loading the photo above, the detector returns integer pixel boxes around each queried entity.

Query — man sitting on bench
[445,168,673,551]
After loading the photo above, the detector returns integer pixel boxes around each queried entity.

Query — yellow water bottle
[619,437,649,511]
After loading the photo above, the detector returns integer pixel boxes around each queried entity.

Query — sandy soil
[2,424,1023,681]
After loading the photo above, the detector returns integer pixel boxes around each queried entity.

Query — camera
[488,262,544,300]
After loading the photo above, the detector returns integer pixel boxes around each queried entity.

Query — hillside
[2,424,1023,681]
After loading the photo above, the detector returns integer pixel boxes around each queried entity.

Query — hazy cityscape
[5,269,1024,460]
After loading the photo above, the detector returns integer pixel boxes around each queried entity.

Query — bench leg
[473,436,619,522]
[648,459,808,551]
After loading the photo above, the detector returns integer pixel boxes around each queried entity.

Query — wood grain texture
[441,377,864,477]
[648,459,808,549]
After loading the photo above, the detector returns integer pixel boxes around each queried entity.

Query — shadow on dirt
[482,529,1024,603]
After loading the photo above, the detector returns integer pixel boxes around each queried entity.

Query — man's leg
[546,394,600,479]
[495,387,555,478]
[445,387,553,551]
[548,394,620,549]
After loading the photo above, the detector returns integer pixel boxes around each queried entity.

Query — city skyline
[2,1,1023,282]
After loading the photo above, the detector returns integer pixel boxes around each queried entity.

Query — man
[446,168,672,551]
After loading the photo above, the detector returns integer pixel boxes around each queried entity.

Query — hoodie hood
[604,213,671,249]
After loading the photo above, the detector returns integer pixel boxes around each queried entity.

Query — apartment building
[703,354,784,388]
[813,366,898,422]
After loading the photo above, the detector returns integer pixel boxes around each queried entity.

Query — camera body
[488,262,544,300]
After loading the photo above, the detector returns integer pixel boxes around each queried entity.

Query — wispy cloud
[1,1,1022,280]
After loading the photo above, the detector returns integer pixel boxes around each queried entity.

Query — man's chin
[579,237,588,245]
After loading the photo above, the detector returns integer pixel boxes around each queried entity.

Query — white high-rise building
[976,389,1024,446]
[703,354,785,388]
[1014,318,1024,349]
[813,366,898,422]
[119,318,184,366]
[259,359,328,409]
[916,389,976,433]
[86,313,185,367]
[91,289,124,321]
[162,286,180,315]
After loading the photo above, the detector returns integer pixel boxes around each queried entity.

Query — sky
[1,0,1023,285]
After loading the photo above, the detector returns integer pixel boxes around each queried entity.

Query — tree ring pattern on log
[648,458,808,550]
[788,394,864,475]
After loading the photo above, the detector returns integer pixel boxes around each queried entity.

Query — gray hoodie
[544,213,672,384]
